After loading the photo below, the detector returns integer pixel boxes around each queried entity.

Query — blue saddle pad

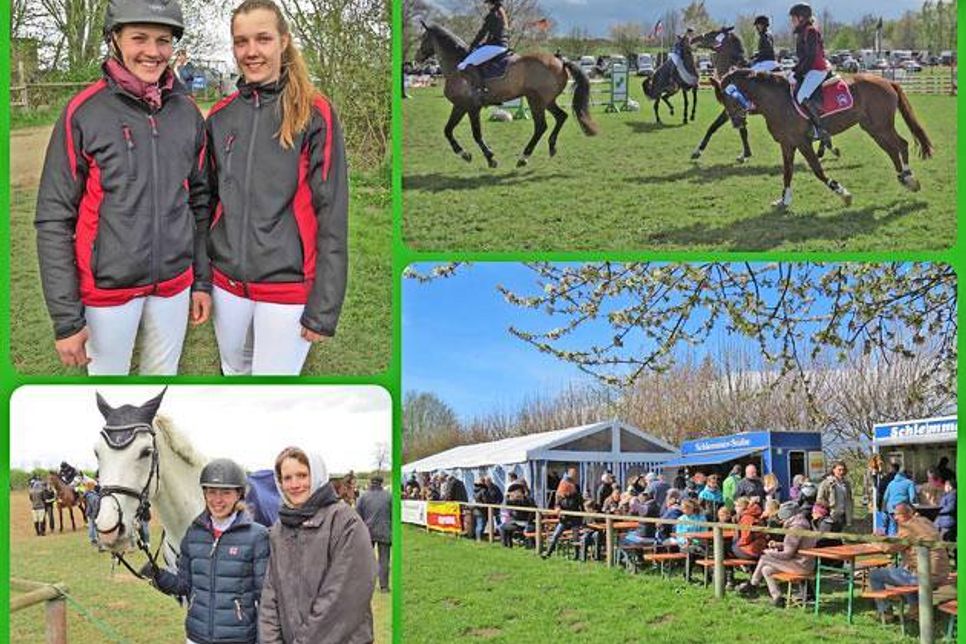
[245,469,281,528]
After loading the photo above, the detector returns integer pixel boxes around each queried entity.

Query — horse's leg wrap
[772,187,793,209]
[828,179,853,206]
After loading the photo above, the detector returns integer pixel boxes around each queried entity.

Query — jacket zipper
[239,90,260,298]
[147,114,161,291]
[121,124,136,182]
[234,598,243,622]
[209,536,220,638]
[224,132,236,178]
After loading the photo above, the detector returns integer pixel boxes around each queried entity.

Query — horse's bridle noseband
[96,422,164,579]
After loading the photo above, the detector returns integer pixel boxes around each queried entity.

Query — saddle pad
[481,52,516,80]
[792,77,854,120]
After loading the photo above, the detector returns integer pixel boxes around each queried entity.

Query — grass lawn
[10,172,391,376]
[401,525,945,643]
[402,83,956,252]
[8,491,391,642]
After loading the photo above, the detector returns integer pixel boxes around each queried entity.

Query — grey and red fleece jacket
[35,72,210,340]
[205,80,348,337]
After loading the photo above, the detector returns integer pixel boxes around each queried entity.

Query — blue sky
[403,263,822,423]
[429,0,926,37]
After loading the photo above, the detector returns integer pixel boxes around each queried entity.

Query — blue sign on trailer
[872,416,957,446]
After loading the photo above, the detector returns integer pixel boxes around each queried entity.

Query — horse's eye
[139,448,154,459]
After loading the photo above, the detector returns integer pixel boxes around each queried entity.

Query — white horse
[93,390,207,572]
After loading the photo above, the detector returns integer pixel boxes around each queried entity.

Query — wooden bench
[772,571,815,609]
[643,552,688,577]
[938,600,956,641]
[617,543,658,572]
[861,585,919,630]
[853,556,895,591]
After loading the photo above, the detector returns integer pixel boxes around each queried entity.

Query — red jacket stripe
[313,95,334,182]
[65,79,108,180]
[292,147,319,285]
[207,91,240,119]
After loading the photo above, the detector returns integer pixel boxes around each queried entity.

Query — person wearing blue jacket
[146,459,269,644]
[934,479,956,542]
[882,469,917,536]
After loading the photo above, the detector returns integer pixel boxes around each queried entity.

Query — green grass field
[9,491,391,643]
[401,526,951,643]
[10,173,391,376]
[402,83,956,252]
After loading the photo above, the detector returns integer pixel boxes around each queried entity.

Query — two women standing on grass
[35,0,348,376]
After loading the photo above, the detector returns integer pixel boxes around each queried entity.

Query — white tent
[403,419,678,507]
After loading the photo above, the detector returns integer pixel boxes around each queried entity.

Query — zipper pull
[121,124,135,149]
[147,115,159,137]
[225,133,235,153]
[254,90,260,109]
[234,598,243,621]
[209,536,220,557]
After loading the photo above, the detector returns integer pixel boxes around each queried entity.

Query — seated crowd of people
[405,458,956,617]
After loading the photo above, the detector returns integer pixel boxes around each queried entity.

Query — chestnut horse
[718,68,933,209]
[416,22,598,168]
[47,472,86,532]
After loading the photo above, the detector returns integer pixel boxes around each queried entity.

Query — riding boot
[802,98,833,148]
[34,521,40,536]
[463,65,488,107]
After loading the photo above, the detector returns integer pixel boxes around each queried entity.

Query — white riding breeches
[212,286,311,376]
[669,52,698,87]
[85,289,190,376]
[796,69,828,103]
[751,60,781,73]
[458,45,508,70]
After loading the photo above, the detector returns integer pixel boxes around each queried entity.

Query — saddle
[791,74,854,119]
[479,50,516,81]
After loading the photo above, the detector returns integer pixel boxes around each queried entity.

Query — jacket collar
[102,58,185,111]
[193,509,252,533]
[237,76,285,104]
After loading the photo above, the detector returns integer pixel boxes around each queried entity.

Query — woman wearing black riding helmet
[147,458,269,644]
[750,16,779,72]
[788,2,834,147]
[35,0,211,376]
[457,0,510,103]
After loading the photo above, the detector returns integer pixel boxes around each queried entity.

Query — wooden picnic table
[689,530,736,541]
[586,521,640,531]
[798,543,892,623]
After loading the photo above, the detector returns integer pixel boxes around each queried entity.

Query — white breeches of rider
[85,288,190,376]
[796,69,828,103]
[751,60,781,73]
[212,286,311,376]
[458,45,509,70]
[668,52,698,87]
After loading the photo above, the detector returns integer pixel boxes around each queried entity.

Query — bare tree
[34,0,109,70]
[372,441,390,474]
[609,22,645,61]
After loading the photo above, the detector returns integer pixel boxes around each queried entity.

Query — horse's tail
[893,82,934,159]
[642,77,655,99]
[563,60,599,136]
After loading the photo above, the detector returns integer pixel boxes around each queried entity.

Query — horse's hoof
[516,157,528,168]
[460,151,472,163]
[772,199,789,210]
[904,178,921,192]
[549,147,557,158]
[735,155,747,165]
[488,157,499,169]
[832,147,842,159]
[691,151,702,161]
[840,192,853,207]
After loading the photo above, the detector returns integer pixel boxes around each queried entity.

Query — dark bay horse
[47,472,86,532]
[416,22,598,168]
[689,27,753,162]
[641,50,698,124]
[719,69,933,208]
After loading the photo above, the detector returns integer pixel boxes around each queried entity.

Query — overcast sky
[430,0,926,37]
[10,386,391,474]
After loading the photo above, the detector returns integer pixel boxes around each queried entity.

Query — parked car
[838,57,859,73]
[578,55,595,76]
[636,52,655,77]
[903,60,923,72]
[780,57,796,72]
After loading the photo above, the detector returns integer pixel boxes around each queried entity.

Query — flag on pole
[652,20,664,38]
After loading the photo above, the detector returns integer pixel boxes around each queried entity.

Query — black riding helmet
[104,0,185,40]
[200,458,247,491]
[754,15,770,28]
[789,3,813,20]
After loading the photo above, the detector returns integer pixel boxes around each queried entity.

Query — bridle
[97,422,166,579]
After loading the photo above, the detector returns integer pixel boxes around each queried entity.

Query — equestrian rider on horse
[458,0,509,105]
[670,28,698,87]
[750,15,780,72]
[789,3,833,147]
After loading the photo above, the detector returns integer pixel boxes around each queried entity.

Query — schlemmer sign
[873,416,957,444]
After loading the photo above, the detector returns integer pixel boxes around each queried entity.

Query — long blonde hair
[231,0,318,149]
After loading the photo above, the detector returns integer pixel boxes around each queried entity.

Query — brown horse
[416,22,598,168]
[718,69,933,208]
[47,472,86,532]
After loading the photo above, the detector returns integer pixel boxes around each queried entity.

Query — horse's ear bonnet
[97,387,167,448]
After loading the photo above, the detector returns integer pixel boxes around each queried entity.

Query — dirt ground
[11,125,54,191]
